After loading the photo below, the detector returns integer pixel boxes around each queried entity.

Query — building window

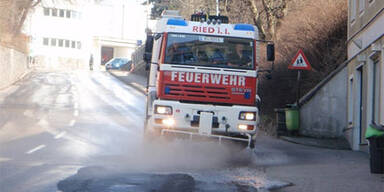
[59,9,65,17]
[71,11,78,19]
[43,8,50,16]
[51,39,57,46]
[66,10,71,18]
[77,41,82,49]
[64,40,70,48]
[52,8,58,17]
[359,0,365,14]
[351,0,357,22]
[43,38,49,45]
[43,7,80,19]
[43,38,81,49]
[71,41,76,48]
[58,39,64,47]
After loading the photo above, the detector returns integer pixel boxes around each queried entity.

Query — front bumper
[149,100,259,137]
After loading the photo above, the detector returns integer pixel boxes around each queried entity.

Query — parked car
[105,58,131,70]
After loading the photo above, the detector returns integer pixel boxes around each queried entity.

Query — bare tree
[4,0,94,35]
[13,0,41,34]
[246,0,287,40]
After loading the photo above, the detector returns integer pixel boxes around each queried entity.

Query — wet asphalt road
[0,71,146,192]
[2,71,381,192]
[0,71,284,192]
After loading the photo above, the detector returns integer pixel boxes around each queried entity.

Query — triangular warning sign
[288,49,312,70]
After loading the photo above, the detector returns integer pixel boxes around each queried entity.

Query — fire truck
[144,11,274,149]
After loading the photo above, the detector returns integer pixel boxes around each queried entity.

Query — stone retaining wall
[0,45,28,90]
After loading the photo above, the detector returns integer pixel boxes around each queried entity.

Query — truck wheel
[143,120,161,143]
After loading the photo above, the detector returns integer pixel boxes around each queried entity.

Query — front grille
[165,84,230,100]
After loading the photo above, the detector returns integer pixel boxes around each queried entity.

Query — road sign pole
[297,70,301,107]
[289,49,311,107]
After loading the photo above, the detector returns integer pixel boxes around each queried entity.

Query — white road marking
[73,110,79,117]
[0,157,12,162]
[74,102,79,109]
[68,120,76,127]
[54,131,67,139]
[26,145,46,154]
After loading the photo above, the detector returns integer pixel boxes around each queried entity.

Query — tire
[143,118,162,143]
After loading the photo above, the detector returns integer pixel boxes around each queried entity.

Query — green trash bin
[366,123,384,174]
[285,108,299,131]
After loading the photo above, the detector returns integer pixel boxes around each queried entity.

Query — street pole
[296,70,301,107]
[122,4,125,39]
[216,0,220,16]
[146,0,149,31]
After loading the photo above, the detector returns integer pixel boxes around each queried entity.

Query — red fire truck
[144,11,274,149]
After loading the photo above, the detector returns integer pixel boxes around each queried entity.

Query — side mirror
[144,35,154,63]
[267,44,275,62]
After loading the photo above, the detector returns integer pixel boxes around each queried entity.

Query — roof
[155,18,258,39]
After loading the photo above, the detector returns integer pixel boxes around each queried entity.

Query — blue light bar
[167,19,188,26]
[234,24,255,32]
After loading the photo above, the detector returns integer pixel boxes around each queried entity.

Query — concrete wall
[114,47,133,59]
[0,45,28,90]
[300,67,348,138]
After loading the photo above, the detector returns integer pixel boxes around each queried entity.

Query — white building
[27,0,148,70]
[346,0,384,151]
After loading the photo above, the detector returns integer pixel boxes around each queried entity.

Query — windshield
[164,33,254,70]
[107,58,129,66]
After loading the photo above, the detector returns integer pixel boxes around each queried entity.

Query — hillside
[259,0,347,115]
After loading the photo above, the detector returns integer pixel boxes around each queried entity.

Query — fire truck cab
[144,11,273,149]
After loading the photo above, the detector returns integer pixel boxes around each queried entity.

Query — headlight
[238,124,255,131]
[155,105,173,115]
[239,112,256,121]
[162,118,175,126]
[238,124,248,130]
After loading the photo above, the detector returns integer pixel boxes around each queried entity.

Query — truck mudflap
[160,129,253,149]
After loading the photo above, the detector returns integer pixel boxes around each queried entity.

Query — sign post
[288,49,311,106]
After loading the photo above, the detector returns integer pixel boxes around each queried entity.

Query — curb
[0,68,33,91]
[279,136,351,150]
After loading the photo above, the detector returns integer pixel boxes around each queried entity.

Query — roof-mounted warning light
[191,13,229,24]
[208,15,229,24]
[167,19,188,26]
[234,24,255,31]
[191,13,207,22]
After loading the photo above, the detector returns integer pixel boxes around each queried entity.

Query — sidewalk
[279,135,351,150]
[255,136,384,192]
[107,70,147,94]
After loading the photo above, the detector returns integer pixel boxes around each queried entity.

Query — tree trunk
[13,0,41,35]
[247,0,266,40]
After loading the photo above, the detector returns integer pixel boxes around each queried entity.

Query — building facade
[28,1,90,70]
[347,0,384,151]
[27,0,145,70]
